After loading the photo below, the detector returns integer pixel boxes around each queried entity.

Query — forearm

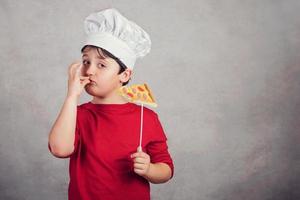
[48,95,78,157]
[142,162,172,184]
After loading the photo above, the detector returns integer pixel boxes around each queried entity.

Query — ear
[119,68,132,83]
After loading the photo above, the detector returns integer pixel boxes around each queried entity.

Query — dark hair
[81,45,130,86]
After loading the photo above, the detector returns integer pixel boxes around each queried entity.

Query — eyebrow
[82,54,107,61]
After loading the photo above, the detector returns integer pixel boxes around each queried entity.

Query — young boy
[48,8,174,200]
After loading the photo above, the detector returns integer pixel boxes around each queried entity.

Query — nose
[84,63,96,77]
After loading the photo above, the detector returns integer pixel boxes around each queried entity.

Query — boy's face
[81,47,131,97]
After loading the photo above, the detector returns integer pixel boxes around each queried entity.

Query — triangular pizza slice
[118,83,157,107]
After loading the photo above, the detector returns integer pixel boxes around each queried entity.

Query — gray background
[0,0,299,200]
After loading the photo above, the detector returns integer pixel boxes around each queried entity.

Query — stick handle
[137,146,142,152]
[138,103,144,152]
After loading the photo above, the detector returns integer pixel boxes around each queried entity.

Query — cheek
[95,72,120,88]
[98,70,119,81]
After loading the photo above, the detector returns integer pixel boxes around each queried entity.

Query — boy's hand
[131,149,151,177]
[67,60,90,98]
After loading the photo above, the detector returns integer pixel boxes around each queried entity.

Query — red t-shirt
[48,101,174,200]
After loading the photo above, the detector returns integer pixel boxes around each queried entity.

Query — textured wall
[1,0,300,200]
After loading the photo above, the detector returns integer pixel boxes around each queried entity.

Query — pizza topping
[137,93,141,99]
[117,83,157,107]
[137,86,144,92]
[132,88,137,94]
[143,93,148,100]
[127,92,134,98]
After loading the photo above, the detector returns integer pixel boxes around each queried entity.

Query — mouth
[87,80,97,86]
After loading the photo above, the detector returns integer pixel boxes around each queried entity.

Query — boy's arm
[131,150,174,184]
[48,95,78,158]
[48,61,90,158]
[142,162,172,184]
[145,113,174,183]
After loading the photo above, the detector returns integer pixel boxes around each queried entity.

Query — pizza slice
[118,83,157,107]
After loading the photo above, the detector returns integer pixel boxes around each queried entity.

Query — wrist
[142,162,153,180]
[65,94,79,103]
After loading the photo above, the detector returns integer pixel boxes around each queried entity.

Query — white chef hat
[82,8,151,70]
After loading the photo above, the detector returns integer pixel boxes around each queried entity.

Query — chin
[85,86,100,96]
[85,86,108,97]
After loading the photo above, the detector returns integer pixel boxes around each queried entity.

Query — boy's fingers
[131,152,140,158]
[134,157,146,164]
[79,76,89,80]
[75,64,83,76]
[81,79,91,86]
[72,64,83,80]
[131,152,146,158]
[133,163,145,169]
[133,168,144,174]
[76,63,82,71]
[69,61,82,78]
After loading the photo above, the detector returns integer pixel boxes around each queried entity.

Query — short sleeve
[146,113,174,179]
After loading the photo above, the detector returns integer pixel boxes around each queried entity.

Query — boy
[48,8,174,200]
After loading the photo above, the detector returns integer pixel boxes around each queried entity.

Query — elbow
[163,163,174,183]
[149,163,174,184]
[48,142,74,158]
[150,177,171,184]
[52,150,73,159]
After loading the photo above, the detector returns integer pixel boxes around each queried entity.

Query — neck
[91,89,128,104]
